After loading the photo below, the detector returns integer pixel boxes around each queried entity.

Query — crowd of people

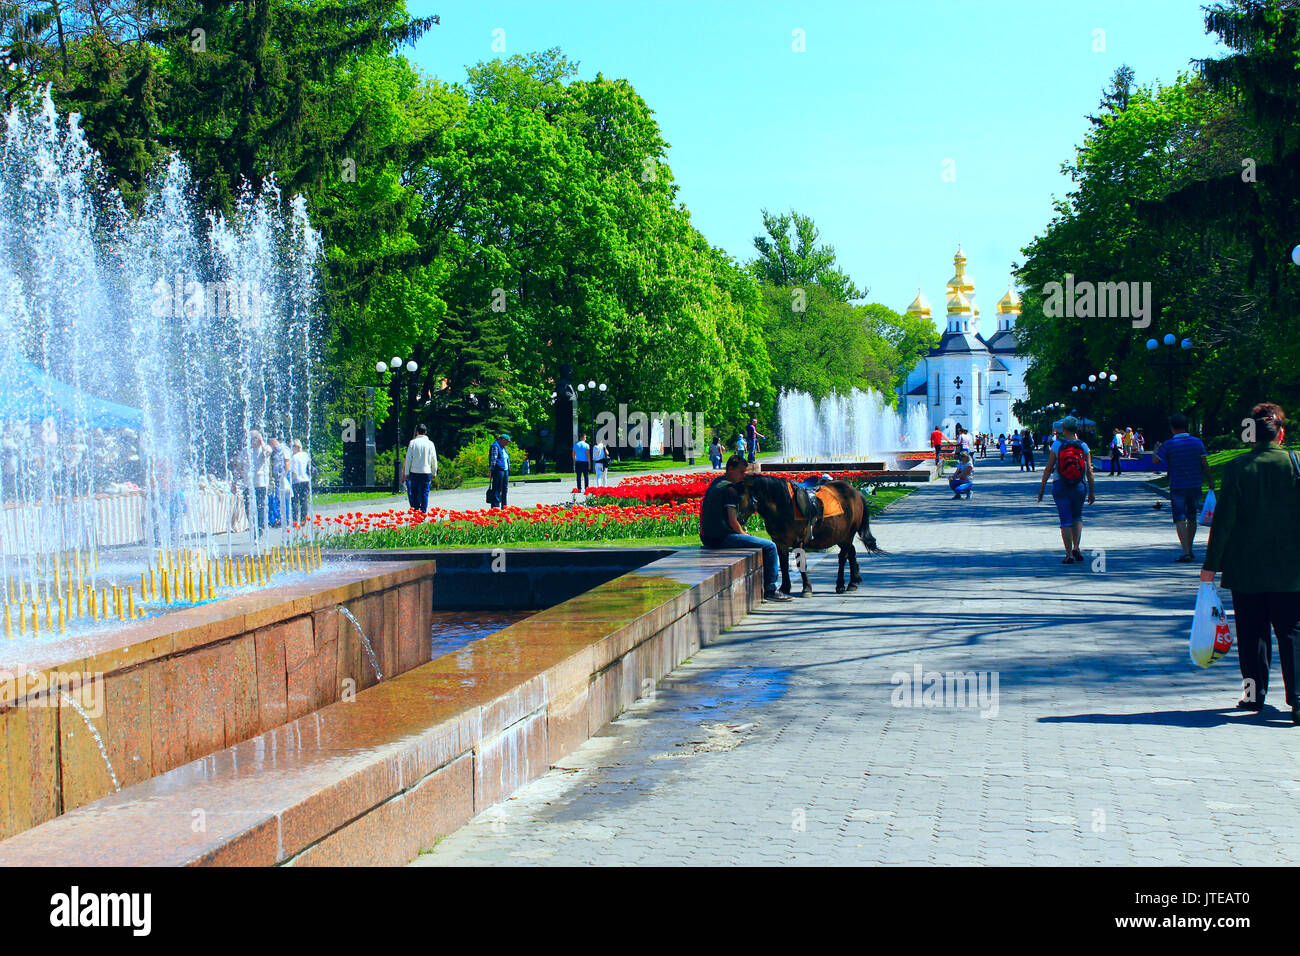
[234,430,313,533]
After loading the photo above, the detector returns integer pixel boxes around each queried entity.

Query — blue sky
[404,0,1224,332]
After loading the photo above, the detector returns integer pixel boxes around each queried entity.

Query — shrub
[451,434,497,479]
[433,456,466,490]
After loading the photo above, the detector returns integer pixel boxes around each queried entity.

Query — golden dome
[945,247,974,294]
[904,289,932,318]
[997,287,1022,314]
[946,289,972,315]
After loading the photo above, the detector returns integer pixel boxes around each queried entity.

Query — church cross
[953,376,963,389]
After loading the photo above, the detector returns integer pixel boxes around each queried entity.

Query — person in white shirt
[573,432,592,493]
[403,424,437,512]
[592,439,610,487]
[289,440,312,523]
[268,436,292,528]
[236,430,272,534]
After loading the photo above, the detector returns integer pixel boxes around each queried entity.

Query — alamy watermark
[593,403,708,458]
[151,274,263,324]
[890,664,999,718]
[1042,274,1151,328]
[0,670,105,717]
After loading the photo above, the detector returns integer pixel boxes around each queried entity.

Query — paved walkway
[412,457,1299,866]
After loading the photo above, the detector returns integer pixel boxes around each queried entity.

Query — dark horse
[736,475,881,596]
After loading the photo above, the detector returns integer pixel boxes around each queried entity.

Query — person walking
[1108,428,1123,477]
[573,432,592,493]
[1021,429,1036,472]
[1122,427,1134,459]
[1153,413,1213,561]
[709,437,724,471]
[736,432,747,458]
[1201,403,1300,721]
[267,437,291,528]
[698,454,789,603]
[239,430,271,534]
[746,418,765,464]
[997,433,1007,460]
[930,426,945,465]
[956,426,974,459]
[592,438,610,487]
[488,434,511,509]
[1037,417,1095,564]
[403,424,437,512]
[974,433,985,459]
[949,452,974,500]
[289,439,311,524]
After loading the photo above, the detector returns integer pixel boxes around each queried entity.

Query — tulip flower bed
[310,470,910,549]
[586,470,890,507]
[311,499,733,548]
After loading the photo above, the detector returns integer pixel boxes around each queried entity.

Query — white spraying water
[60,691,121,792]
[0,89,321,580]
[777,388,931,462]
[336,606,383,682]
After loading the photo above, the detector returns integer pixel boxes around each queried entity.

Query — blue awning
[0,358,144,429]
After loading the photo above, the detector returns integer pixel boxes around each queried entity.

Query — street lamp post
[575,379,607,434]
[1145,334,1193,416]
[377,356,419,492]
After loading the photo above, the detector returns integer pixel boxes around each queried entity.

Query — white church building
[898,247,1028,437]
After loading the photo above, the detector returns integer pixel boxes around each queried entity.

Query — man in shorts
[1153,413,1214,562]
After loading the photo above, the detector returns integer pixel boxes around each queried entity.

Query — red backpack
[1058,440,1087,483]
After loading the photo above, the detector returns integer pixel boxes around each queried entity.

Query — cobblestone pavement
[411,458,1300,866]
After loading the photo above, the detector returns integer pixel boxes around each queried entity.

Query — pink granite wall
[0,561,434,839]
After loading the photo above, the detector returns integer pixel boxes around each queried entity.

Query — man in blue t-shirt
[1152,413,1214,562]
[573,433,592,493]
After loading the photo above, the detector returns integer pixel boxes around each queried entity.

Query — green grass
[313,491,403,505]
[867,486,914,515]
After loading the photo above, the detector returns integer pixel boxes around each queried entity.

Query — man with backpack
[1037,417,1096,565]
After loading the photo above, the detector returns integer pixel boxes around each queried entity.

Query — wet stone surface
[430,611,534,659]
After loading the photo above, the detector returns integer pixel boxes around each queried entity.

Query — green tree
[750,208,864,302]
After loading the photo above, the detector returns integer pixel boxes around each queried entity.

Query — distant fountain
[0,89,323,635]
[777,388,930,463]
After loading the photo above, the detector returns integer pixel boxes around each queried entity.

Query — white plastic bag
[1199,489,1216,526]
[1189,581,1233,667]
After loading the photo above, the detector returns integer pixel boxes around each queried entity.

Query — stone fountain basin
[0,560,434,840]
[0,548,764,865]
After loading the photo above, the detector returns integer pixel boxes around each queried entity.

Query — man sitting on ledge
[698,454,790,602]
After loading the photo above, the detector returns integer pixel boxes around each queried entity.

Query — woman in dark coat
[1201,403,1300,722]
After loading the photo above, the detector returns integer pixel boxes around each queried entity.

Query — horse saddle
[789,483,844,521]
[790,482,820,521]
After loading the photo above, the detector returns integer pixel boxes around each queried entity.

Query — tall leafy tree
[750,208,864,302]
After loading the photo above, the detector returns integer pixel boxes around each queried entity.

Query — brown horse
[736,475,881,596]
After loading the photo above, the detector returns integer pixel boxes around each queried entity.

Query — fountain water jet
[0,89,322,631]
[777,387,931,464]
